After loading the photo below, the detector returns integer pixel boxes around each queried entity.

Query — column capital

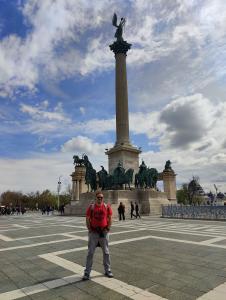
[109,40,132,55]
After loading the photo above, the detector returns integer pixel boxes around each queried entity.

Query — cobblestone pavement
[1,214,226,299]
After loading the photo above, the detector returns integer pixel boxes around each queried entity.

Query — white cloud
[79,107,85,115]
[0,154,72,194]
[61,135,113,156]
[1,0,226,98]
[159,94,216,148]
[20,102,70,122]
[1,91,226,193]
[0,0,113,96]
[0,140,112,193]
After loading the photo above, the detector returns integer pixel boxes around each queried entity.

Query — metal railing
[162,205,226,220]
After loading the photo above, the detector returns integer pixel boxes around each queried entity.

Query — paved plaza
[0,214,226,299]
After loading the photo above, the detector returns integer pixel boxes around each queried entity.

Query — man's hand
[86,217,91,232]
[107,215,112,232]
[105,226,110,232]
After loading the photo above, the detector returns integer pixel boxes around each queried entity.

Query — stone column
[79,180,82,195]
[76,181,80,201]
[71,180,76,201]
[162,169,177,203]
[70,165,86,203]
[110,41,131,146]
[106,41,141,176]
[115,53,130,145]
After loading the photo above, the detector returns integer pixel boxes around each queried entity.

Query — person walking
[135,202,141,219]
[118,202,125,221]
[83,191,114,280]
[130,202,136,219]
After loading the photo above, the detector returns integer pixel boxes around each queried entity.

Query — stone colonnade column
[162,170,177,202]
[71,166,86,202]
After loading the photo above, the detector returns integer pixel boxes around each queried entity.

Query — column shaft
[115,53,130,145]
[76,180,80,201]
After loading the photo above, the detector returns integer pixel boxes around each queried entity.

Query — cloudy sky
[0,0,226,194]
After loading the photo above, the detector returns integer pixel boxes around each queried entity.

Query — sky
[0,0,226,195]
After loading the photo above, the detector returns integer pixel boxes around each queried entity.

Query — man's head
[95,191,104,205]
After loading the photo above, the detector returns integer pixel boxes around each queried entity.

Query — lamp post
[57,176,62,211]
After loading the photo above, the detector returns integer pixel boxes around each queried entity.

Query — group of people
[130,201,141,219]
[0,206,26,215]
[41,205,53,215]
[117,201,141,220]
[82,191,142,281]
[40,204,65,215]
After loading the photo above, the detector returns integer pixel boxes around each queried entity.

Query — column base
[106,144,141,175]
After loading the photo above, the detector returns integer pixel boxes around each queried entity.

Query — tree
[1,191,24,207]
[38,190,57,209]
[177,184,189,204]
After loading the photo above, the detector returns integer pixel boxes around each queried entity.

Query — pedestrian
[46,205,50,215]
[60,204,65,215]
[135,202,141,219]
[83,191,113,280]
[130,202,136,219]
[118,202,125,221]
[16,206,20,215]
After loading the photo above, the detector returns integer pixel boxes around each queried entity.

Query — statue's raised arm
[112,13,125,42]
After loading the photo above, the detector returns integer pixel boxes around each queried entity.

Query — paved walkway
[0,214,226,299]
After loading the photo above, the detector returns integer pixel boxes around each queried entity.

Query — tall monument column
[106,15,141,175]
[115,49,130,145]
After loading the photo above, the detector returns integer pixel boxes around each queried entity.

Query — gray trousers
[84,231,111,275]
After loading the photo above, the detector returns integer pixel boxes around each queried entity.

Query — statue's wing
[112,13,117,27]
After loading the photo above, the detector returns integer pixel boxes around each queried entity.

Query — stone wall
[65,189,170,217]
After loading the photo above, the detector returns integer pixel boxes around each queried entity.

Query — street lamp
[57,176,62,211]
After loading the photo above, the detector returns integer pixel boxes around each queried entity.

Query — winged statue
[112,13,125,42]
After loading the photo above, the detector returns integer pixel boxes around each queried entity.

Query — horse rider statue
[83,155,97,192]
[97,166,108,190]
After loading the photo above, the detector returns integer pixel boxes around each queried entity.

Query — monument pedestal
[65,189,170,217]
[106,144,141,175]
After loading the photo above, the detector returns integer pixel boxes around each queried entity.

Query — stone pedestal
[106,144,141,175]
[64,189,170,217]
[71,166,86,201]
[162,169,177,202]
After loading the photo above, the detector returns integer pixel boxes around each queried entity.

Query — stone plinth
[106,144,141,175]
[64,189,170,217]
[71,165,86,201]
[161,169,177,203]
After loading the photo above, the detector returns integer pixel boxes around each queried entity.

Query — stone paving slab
[1,214,226,299]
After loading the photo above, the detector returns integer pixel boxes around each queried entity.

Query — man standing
[118,202,125,221]
[83,191,113,280]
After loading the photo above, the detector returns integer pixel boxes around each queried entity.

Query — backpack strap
[90,202,110,218]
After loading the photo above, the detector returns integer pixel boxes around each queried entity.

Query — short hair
[95,190,103,197]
